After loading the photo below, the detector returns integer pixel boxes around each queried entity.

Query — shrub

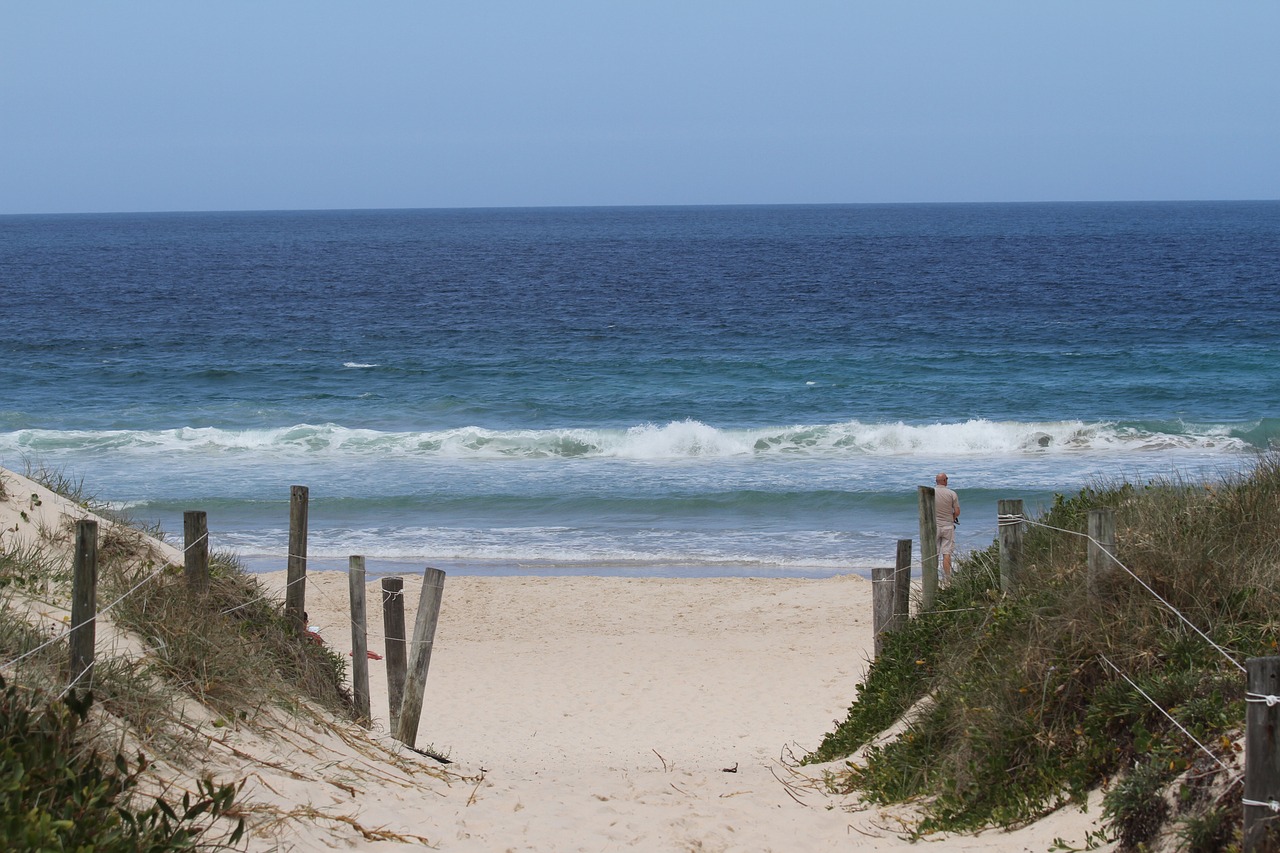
[0,675,243,850]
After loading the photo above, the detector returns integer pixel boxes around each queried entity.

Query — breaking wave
[1,418,1267,461]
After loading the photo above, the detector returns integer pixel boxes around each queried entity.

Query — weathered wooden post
[872,564,895,658]
[1087,508,1117,598]
[348,556,371,725]
[919,486,938,609]
[396,567,446,748]
[69,519,98,688]
[1244,656,1280,852]
[997,499,1024,595]
[183,510,209,594]
[285,485,308,631]
[382,576,408,734]
[894,538,912,628]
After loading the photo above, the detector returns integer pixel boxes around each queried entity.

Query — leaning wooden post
[69,519,98,689]
[1087,508,1117,598]
[183,510,210,594]
[285,485,309,632]
[871,565,895,658]
[894,539,912,628]
[348,556,371,726]
[396,567,447,748]
[382,577,408,734]
[1244,656,1280,852]
[918,486,938,608]
[997,499,1024,595]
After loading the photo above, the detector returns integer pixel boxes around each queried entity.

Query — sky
[2,2,1278,214]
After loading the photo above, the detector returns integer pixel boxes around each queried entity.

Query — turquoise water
[1,202,1276,576]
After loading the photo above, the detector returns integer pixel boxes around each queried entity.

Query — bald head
[936,472,948,486]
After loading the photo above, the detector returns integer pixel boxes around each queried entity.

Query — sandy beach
[278,570,881,850]
[256,568,1111,851]
[1,464,1112,850]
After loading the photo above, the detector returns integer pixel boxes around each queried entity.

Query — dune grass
[809,454,1280,851]
[0,463,356,850]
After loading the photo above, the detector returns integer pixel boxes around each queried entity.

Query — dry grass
[102,549,355,724]
[1,464,363,850]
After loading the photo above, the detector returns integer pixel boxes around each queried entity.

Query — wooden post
[919,486,938,609]
[69,519,98,688]
[285,485,308,631]
[998,499,1024,595]
[894,538,912,628]
[183,510,209,594]
[348,556,371,725]
[1087,508,1117,598]
[382,576,407,734]
[1245,656,1280,852]
[871,565,895,658]
[396,567,447,748]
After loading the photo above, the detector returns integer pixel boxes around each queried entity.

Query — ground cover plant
[810,454,1280,850]
[0,675,244,851]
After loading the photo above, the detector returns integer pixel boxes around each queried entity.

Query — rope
[1,531,207,671]
[57,656,95,700]
[299,571,443,648]
[215,558,434,650]
[1099,654,1238,778]
[217,569,306,616]
[1247,693,1280,707]
[1244,797,1280,813]
[1007,513,1247,675]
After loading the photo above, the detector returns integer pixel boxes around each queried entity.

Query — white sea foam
[0,418,1257,462]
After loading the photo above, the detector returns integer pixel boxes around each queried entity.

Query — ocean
[1,202,1277,578]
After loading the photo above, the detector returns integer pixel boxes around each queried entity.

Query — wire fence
[1,529,209,675]
[994,506,1268,815]
[1002,512,1247,675]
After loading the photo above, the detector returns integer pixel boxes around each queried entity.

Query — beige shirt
[934,485,959,528]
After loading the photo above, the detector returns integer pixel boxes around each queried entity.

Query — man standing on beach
[934,472,960,585]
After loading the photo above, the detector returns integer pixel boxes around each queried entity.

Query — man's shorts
[936,525,955,557]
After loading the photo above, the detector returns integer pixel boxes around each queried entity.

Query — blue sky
[2,2,1278,214]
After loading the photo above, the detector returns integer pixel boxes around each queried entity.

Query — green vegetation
[809,454,1280,850]
[1,463,356,850]
[0,676,243,851]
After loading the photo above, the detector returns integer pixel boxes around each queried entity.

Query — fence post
[998,499,1024,595]
[894,538,912,628]
[348,556,371,726]
[919,485,938,608]
[1087,508,1117,598]
[396,567,446,748]
[69,519,98,689]
[285,485,309,632]
[872,565,895,658]
[1245,656,1280,852]
[183,510,209,594]
[382,576,407,734]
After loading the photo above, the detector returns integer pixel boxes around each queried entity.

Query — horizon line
[3,197,1279,218]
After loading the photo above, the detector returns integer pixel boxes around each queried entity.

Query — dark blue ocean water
[1,202,1277,576]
